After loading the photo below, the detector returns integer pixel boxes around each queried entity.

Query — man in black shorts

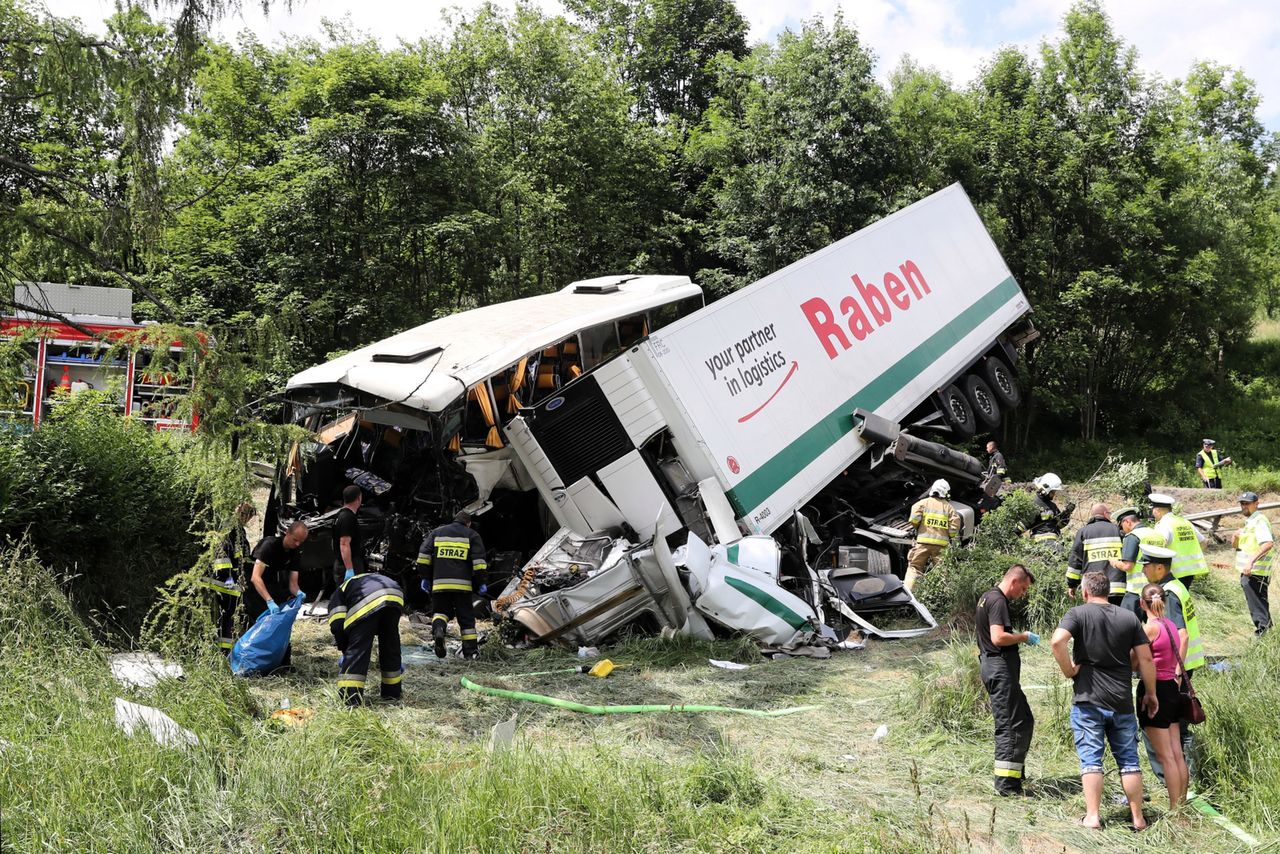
[244,520,309,670]
[332,485,365,587]
[975,564,1039,795]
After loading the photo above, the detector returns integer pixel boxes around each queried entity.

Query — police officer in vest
[417,511,489,659]
[1150,493,1209,588]
[1139,543,1203,781]
[904,479,961,593]
[1195,439,1232,489]
[1111,507,1166,616]
[1027,473,1072,544]
[329,568,404,706]
[1066,503,1123,602]
[1233,491,1273,636]
[975,564,1038,795]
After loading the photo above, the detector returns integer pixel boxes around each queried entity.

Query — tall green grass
[2,544,911,853]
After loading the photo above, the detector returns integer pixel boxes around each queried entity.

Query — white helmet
[1035,473,1063,494]
[929,479,951,498]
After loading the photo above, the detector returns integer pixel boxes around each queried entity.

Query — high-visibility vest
[1157,513,1208,579]
[1124,526,1167,594]
[909,497,959,547]
[1198,449,1221,479]
[1162,577,1204,671]
[1235,511,1274,577]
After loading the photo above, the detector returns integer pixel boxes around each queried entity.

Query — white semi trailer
[497,185,1035,648]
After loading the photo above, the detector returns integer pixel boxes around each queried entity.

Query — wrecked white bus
[268,275,703,595]
[499,184,1036,647]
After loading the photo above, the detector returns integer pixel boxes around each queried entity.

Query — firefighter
[976,564,1038,795]
[1027,473,1071,544]
[1066,504,1123,602]
[1232,491,1273,636]
[329,569,404,706]
[1149,493,1209,588]
[1195,439,1232,489]
[417,510,488,659]
[1111,506,1166,616]
[203,502,254,655]
[904,479,961,593]
[986,439,1009,482]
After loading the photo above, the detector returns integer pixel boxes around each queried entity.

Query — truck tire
[982,356,1021,409]
[961,373,1002,431]
[938,384,976,439]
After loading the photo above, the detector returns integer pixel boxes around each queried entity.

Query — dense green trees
[2,0,1277,447]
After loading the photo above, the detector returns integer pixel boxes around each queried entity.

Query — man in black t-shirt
[975,564,1038,795]
[332,484,366,587]
[1051,571,1159,830]
[244,520,309,670]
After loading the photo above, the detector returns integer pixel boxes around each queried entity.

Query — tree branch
[2,297,109,341]
[15,213,179,321]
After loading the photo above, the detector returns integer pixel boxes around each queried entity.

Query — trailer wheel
[938,384,976,439]
[962,373,1002,430]
[982,356,1021,408]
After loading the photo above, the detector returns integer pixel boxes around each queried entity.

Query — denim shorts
[1070,703,1141,775]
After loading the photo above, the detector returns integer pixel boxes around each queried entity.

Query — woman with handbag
[1135,583,1189,809]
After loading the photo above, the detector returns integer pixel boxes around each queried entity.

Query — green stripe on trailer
[726,276,1021,514]
[724,576,809,630]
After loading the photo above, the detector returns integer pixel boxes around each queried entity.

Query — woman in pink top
[1136,582,1188,808]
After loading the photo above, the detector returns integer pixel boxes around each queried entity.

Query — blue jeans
[1070,703,1142,775]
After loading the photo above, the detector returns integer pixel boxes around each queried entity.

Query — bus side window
[649,294,704,332]
[617,314,646,348]
[579,323,619,371]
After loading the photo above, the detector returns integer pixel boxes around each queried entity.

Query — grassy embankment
[3,492,1279,852]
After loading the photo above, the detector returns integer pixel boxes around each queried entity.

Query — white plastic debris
[709,659,749,671]
[109,652,184,689]
[488,714,518,752]
[113,698,198,749]
[837,639,866,651]
[576,646,600,659]
[872,724,889,742]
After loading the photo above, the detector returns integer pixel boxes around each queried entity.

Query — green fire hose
[460,676,818,717]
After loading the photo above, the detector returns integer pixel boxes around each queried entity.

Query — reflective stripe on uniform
[434,539,471,559]
[198,578,241,597]
[1033,532,1058,542]
[432,582,472,592]
[381,670,403,685]
[213,559,234,571]
[328,608,348,625]
[461,632,478,641]
[345,592,405,627]
[1109,579,1126,595]
[917,535,951,546]
[1065,567,1082,581]
[1083,536,1122,562]
[472,561,488,571]
[994,762,1023,779]
[433,613,448,622]
[218,638,234,649]
[416,554,432,565]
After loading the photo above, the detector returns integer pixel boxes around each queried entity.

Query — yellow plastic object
[588,659,614,678]
[268,707,315,728]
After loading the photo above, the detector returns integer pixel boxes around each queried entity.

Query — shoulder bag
[1159,618,1206,725]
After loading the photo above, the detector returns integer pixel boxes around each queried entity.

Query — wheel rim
[993,366,1013,396]
[975,388,995,416]
[949,394,969,424]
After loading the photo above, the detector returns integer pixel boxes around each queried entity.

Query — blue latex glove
[420,579,431,594]
[1026,631,1041,647]
[292,591,306,607]
[477,584,488,595]
[343,568,355,582]
[266,599,281,615]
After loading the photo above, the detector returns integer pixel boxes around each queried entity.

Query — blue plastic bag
[230,601,302,676]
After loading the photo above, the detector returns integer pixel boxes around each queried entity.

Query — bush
[0,396,242,640]
[915,491,1071,635]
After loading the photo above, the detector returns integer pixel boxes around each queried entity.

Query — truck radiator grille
[528,377,635,487]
